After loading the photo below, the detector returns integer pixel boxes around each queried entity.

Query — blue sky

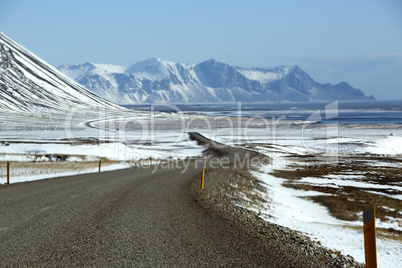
[1,0,401,99]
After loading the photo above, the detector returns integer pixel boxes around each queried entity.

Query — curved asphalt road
[0,133,296,267]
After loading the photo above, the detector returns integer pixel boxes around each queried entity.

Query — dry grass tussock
[272,154,402,240]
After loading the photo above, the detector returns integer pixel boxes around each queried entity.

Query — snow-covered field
[250,155,401,268]
[0,111,206,184]
[201,123,402,268]
[1,110,401,267]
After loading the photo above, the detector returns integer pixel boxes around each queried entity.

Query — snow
[126,58,178,80]
[252,164,401,268]
[237,68,289,83]
[194,122,402,268]
[58,63,127,80]
[0,37,401,266]
[366,136,402,155]
[0,111,207,186]
[58,56,367,104]
[0,112,400,267]
[92,63,127,75]
[0,137,205,186]
[0,31,122,114]
[0,162,130,185]
[300,175,402,193]
[57,63,95,80]
[0,133,205,161]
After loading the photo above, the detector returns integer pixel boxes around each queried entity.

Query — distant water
[125,100,402,124]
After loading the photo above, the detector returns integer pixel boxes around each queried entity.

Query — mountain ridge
[58,58,374,104]
[0,31,123,116]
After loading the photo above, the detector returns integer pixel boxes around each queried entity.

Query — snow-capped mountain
[58,58,373,104]
[0,32,122,115]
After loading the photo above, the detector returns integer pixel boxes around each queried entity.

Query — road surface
[0,133,313,267]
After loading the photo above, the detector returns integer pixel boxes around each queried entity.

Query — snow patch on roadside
[0,163,130,185]
[249,155,401,268]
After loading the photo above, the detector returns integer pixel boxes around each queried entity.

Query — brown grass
[270,154,402,240]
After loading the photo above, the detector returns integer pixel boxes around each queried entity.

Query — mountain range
[58,58,374,104]
[0,30,373,116]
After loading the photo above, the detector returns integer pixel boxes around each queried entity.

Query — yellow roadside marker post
[200,169,205,189]
[363,207,377,268]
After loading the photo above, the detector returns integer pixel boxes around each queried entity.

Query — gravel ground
[191,165,365,267]
[189,133,364,268]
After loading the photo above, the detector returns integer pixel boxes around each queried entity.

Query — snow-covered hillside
[0,31,122,115]
[59,58,373,104]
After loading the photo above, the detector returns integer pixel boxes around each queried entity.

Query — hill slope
[0,31,122,116]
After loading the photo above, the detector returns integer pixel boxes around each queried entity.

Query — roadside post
[363,207,377,268]
[200,169,205,189]
[7,161,10,184]
[98,160,101,173]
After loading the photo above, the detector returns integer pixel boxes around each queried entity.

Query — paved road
[0,134,289,267]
